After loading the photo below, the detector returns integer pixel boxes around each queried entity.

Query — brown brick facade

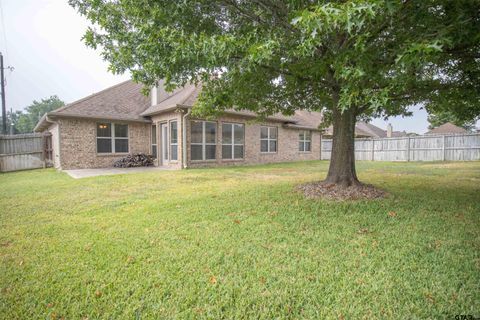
[57,118,150,169]
[186,114,321,168]
[53,113,320,170]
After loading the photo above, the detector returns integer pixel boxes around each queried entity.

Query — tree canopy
[2,96,64,134]
[69,0,480,187]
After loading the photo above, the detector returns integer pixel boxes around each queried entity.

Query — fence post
[371,139,375,161]
[406,136,410,162]
[442,135,446,161]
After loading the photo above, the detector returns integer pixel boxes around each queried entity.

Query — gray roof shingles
[37,80,323,131]
[426,122,468,135]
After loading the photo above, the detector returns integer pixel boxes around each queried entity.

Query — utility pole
[1,52,6,134]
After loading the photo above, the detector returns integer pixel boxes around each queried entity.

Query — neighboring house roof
[356,122,388,138]
[35,80,323,132]
[323,121,387,138]
[389,131,408,137]
[426,122,468,135]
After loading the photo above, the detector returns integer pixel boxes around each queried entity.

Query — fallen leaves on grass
[425,293,435,304]
[0,241,12,247]
[388,211,397,217]
[357,228,370,235]
[296,182,387,201]
[209,276,217,284]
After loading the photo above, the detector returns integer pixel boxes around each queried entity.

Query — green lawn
[0,161,479,319]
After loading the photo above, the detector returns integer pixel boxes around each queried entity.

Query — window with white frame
[222,123,244,159]
[151,125,157,158]
[260,126,277,153]
[170,121,178,161]
[96,123,129,153]
[299,130,311,152]
[190,120,216,161]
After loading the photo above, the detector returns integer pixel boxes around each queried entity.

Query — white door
[161,123,168,164]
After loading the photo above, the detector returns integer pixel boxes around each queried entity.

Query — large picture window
[151,125,157,158]
[222,123,244,159]
[96,123,128,153]
[299,130,311,152]
[191,120,216,161]
[260,126,277,153]
[170,121,178,161]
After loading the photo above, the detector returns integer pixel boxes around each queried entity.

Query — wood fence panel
[0,133,49,172]
[321,133,480,162]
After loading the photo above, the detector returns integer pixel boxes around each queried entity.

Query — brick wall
[54,113,320,170]
[186,114,321,168]
[58,118,150,169]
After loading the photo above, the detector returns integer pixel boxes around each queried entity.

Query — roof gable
[427,122,468,134]
[51,80,151,121]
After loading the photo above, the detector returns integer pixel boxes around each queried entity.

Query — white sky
[0,0,477,134]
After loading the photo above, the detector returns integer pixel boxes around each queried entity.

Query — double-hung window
[260,126,277,153]
[299,130,311,152]
[190,120,216,161]
[96,123,129,153]
[151,125,157,158]
[222,123,244,159]
[170,121,178,161]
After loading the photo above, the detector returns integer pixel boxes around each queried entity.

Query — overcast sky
[0,0,476,134]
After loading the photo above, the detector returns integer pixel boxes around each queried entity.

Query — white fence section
[0,133,52,172]
[321,133,480,162]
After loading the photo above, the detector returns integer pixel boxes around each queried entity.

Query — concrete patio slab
[64,166,178,179]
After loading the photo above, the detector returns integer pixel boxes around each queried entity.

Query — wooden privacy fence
[0,133,53,172]
[321,133,480,162]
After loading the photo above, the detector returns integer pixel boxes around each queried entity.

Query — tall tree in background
[15,96,64,133]
[70,0,480,188]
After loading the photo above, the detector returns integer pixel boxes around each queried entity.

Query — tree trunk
[324,107,361,187]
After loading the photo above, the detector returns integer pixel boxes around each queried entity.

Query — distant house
[323,122,408,138]
[426,122,468,135]
[34,80,323,170]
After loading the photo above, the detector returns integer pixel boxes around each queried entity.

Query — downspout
[182,108,191,169]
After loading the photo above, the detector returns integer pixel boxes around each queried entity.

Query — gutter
[48,112,152,124]
[34,113,55,132]
[182,108,191,169]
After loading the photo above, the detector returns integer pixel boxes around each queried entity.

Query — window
[170,121,178,161]
[299,130,311,152]
[151,125,157,158]
[191,120,216,161]
[96,123,128,153]
[222,123,244,159]
[260,126,277,153]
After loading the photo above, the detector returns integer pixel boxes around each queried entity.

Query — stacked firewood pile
[113,153,154,168]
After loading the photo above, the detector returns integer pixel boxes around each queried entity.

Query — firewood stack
[113,153,154,168]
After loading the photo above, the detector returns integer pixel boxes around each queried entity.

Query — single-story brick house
[34,80,324,170]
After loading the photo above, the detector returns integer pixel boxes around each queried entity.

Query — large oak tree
[70,0,480,187]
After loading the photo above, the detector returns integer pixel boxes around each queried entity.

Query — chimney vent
[387,123,393,138]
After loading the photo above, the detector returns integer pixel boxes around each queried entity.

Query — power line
[0,0,9,63]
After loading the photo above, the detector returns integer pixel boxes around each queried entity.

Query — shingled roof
[50,80,150,121]
[35,80,323,131]
[323,121,387,138]
[426,122,468,135]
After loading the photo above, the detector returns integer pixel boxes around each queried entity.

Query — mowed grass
[0,161,479,319]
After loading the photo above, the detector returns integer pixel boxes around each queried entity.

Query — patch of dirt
[296,181,388,201]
